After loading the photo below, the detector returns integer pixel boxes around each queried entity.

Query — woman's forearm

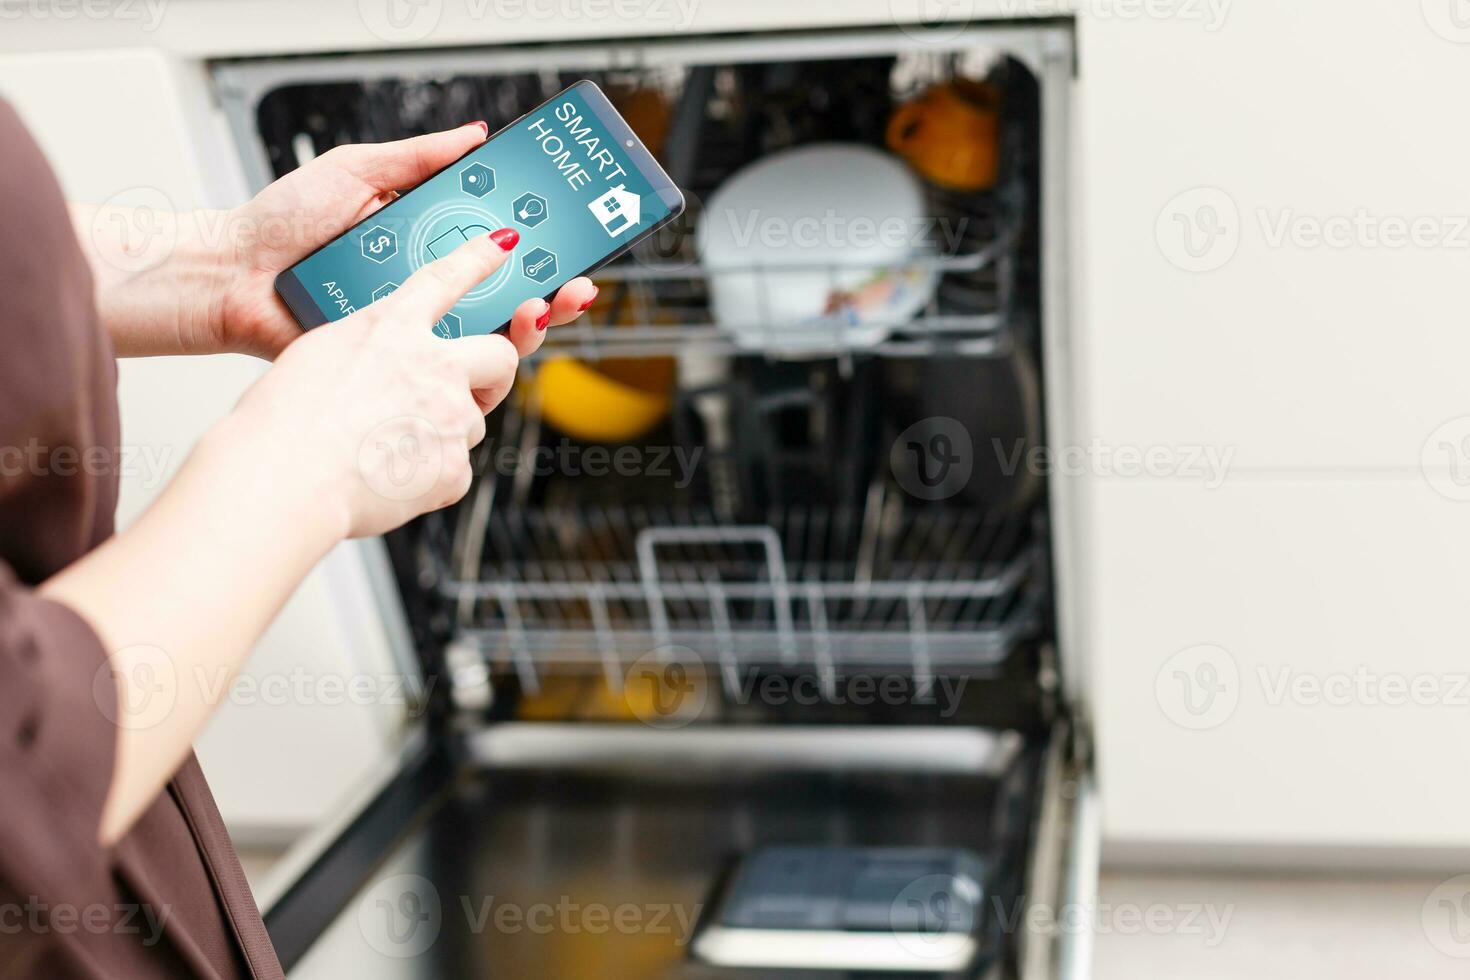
[68,203,234,357]
[40,411,347,845]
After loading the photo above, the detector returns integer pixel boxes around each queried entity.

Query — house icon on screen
[588,184,641,237]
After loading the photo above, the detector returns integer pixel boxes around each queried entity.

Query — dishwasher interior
[215,23,1088,980]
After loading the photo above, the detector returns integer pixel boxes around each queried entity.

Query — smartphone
[274,80,685,337]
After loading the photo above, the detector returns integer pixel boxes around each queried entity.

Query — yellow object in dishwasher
[529,356,675,444]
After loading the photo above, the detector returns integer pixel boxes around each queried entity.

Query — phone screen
[275,81,683,338]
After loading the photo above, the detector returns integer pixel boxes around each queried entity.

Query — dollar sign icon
[361,225,397,264]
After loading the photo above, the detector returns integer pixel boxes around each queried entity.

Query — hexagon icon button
[521,246,558,285]
[460,162,495,198]
[371,281,399,303]
[512,192,549,228]
[432,312,463,340]
[360,225,397,263]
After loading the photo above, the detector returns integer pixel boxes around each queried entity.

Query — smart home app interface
[287,89,673,338]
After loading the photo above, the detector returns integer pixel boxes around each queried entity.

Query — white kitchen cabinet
[1072,0,1470,862]
[1076,1,1470,471]
[1089,474,1470,865]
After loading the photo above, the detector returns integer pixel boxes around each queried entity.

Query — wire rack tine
[496,582,539,697]
[707,578,740,699]
[908,584,935,699]
[806,581,837,701]
[588,584,621,692]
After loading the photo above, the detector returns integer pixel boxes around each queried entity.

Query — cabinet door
[1077,1,1470,470]
[1089,476,1470,859]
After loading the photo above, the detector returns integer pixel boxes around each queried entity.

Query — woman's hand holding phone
[231,227,555,538]
[219,124,595,358]
[78,123,598,359]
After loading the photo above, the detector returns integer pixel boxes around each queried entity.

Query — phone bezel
[273,79,686,333]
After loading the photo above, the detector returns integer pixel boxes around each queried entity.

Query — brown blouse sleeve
[0,561,120,961]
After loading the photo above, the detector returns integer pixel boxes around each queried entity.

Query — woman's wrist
[197,404,354,551]
[71,203,241,357]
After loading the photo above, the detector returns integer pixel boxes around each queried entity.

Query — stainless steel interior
[289,728,1039,980]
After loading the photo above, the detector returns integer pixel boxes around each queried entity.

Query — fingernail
[470,120,488,138]
[577,287,599,312]
[489,228,519,251]
[535,302,551,331]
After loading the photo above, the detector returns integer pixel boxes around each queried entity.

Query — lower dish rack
[426,501,1045,701]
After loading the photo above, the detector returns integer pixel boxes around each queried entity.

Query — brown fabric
[0,100,282,979]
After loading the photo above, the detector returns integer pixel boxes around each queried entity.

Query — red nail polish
[535,304,551,331]
[470,120,488,138]
[577,287,599,312]
[489,228,519,251]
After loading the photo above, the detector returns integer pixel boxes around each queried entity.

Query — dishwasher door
[265,723,1095,980]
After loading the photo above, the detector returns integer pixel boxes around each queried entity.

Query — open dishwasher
[212,20,1094,980]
